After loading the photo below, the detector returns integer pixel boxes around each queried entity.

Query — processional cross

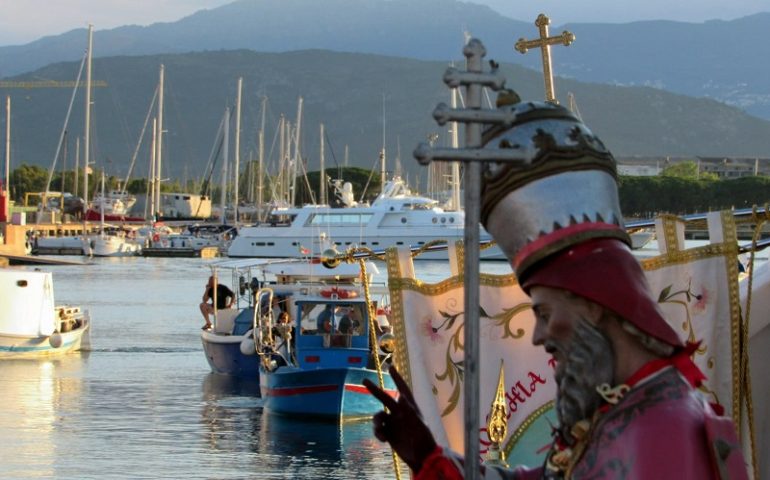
[515,14,575,103]
[413,19,575,476]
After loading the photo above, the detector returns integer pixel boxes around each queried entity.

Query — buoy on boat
[240,337,256,355]
[152,233,160,243]
[319,287,359,299]
[49,332,63,348]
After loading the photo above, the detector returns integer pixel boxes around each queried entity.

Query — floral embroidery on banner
[422,300,533,417]
[657,278,710,355]
[656,278,721,405]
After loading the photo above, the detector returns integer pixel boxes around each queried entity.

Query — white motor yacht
[227,178,504,260]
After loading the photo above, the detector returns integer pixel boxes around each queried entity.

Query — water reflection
[200,373,262,454]
[0,356,86,478]
[258,413,403,478]
[199,372,401,479]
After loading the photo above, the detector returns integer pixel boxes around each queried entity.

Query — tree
[10,164,49,202]
[660,160,718,180]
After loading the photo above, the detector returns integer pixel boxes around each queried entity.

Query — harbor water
[0,256,513,479]
[4,240,759,479]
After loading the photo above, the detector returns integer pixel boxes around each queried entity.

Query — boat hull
[90,237,142,257]
[259,366,395,419]
[228,231,506,260]
[0,324,90,359]
[200,331,260,377]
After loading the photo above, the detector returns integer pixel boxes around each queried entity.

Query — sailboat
[89,173,142,257]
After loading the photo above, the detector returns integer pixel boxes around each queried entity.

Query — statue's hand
[363,365,438,473]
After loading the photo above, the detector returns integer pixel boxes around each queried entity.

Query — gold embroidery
[596,383,630,405]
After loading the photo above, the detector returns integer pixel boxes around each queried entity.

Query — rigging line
[358,152,381,203]
[323,128,341,172]
[201,107,234,198]
[44,50,88,203]
[122,85,158,194]
[264,118,283,204]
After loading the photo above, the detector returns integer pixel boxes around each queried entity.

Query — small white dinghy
[0,267,91,358]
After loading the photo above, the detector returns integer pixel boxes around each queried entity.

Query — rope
[356,256,402,480]
[741,216,760,478]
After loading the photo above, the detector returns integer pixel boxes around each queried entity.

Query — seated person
[316,304,334,334]
[199,275,235,330]
[273,311,292,338]
[338,306,362,334]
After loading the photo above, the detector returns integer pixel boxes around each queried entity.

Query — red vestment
[414,367,748,480]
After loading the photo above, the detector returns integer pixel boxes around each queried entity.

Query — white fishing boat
[89,230,142,257]
[227,177,505,260]
[0,267,91,358]
[143,224,234,257]
[32,234,91,255]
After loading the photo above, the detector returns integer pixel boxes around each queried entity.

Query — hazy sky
[1,0,769,46]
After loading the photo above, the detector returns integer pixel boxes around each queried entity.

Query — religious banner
[641,210,754,472]
[386,209,754,471]
[386,243,557,467]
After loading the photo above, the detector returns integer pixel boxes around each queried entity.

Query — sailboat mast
[380,94,386,188]
[4,96,9,222]
[233,77,242,226]
[319,123,325,205]
[148,118,157,220]
[258,96,266,219]
[220,106,230,224]
[3,95,11,222]
[83,24,93,224]
[99,172,105,236]
[450,87,461,211]
[290,97,303,206]
[74,138,79,198]
[154,64,164,218]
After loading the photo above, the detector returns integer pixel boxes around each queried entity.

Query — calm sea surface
[4,239,758,479]
[0,255,514,480]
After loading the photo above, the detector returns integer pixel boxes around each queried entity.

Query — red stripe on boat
[269,384,338,396]
[345,384,397,397]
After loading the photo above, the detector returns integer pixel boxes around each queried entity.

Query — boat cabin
[293,298,373,370]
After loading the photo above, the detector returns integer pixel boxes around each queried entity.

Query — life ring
[152,233,160,243]
[320,287,359,299]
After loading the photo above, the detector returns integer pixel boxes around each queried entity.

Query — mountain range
[3,0,770,118]
[2,0,770,182]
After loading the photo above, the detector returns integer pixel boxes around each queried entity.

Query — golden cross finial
[515,13,575,104]
[485,360,509,467]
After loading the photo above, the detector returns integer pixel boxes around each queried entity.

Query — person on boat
[273,310,291,338]
[338,305,362,335]
[199,275,234,330]
[316,304,335,334]
[363,98,748,479]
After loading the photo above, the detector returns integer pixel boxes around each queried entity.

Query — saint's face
[529,285,594,365]
[530,285,615,436]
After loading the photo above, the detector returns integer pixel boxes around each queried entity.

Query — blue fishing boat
[255,277,396,419]
[200,258,394,393]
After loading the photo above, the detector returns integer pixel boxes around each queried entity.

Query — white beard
[548,318,615,445]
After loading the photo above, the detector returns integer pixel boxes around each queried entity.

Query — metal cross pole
[461,39,484,479]
[515,14,575,103]
[414,38,530,478]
